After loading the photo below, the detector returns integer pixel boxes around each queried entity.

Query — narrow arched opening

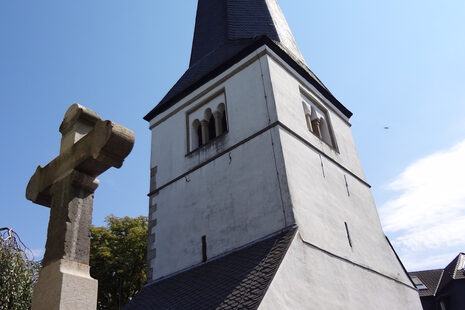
[197,123,203,146]
[217,103,227,135]
[310,107,322,138]
[305,113,312,133]
[221,113,227,134]
[192,119,202,149]
[319,118,332,146]
[208,114,216,140]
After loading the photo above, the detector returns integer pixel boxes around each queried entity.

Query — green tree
[0,228,39,310]
[90,215,148,310]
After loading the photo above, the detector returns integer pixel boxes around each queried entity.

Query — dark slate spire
[190,0,306,67]
[144,0,352,121]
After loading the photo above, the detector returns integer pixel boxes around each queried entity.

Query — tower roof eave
[144,37,352,122]
[126,226,297,309]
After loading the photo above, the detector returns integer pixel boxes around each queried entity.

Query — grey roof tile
[436,252,465,293]
[190,0,301,66]
[453,253,465,280]
[144,0,352,122]
[409,269,443,297]
[125,227,296,310]
[409,253,465,297]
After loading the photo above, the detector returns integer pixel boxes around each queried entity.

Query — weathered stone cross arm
[26,107,135,208]
[26,104,135,310]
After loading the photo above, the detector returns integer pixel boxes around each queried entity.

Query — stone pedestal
[32,260,98,310]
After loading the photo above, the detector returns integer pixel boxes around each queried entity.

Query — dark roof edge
[385,235,416,288]
[253,225,298,307]
[453,252,465,278]
[144,225,298,288]
[409,268,444,273]
[434,270,445,296]
[188,0,202,67]
[144,36,353,122]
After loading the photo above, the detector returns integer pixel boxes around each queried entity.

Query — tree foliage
[90,215,148,310]
[0,228,39,310]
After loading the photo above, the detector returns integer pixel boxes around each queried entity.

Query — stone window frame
[300,90,338,151]
[186,90,229,153]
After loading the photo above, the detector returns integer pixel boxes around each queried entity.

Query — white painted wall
[150,129,292,280]
[259,236,422,310]
[147,46,421,308]
[265,53,415,282]
[278,128,411,284]
[261,53,421,309]
[150,54,276,190]
[148,54,292,280]
[267,54,366,180]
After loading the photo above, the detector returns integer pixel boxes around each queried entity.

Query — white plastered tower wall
[147,48,294,281]
[146,45,421,308]
[258,51,422,309]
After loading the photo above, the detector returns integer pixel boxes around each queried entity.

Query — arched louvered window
[310,107,322,139]
[187,95,229,152]
[218,103,227,135]
[302,97,336,149]
[208,114,216,140]
[192,119,202,150]
[197,123,203,146]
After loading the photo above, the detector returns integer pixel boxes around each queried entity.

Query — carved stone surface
[32,260,98,310]
[26,118,134,208]
[59,104,101,153]
[42,170,98,266]
[27,104,134,310]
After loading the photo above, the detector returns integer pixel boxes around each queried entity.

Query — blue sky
[1,0,464,271]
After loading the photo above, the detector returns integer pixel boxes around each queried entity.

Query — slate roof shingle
[125,227,297,310]
[452,253,465,280]
[144,0,352,122]
[409,269,443,297]
[436,253,465,293]
[409,253,465,298]
[189,0,303,68]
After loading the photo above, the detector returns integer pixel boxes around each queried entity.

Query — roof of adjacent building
[436,252,465,293]
[125,227,296,310]
[144,0,352,122]
[409,269,444,297]
[409,253,465,297]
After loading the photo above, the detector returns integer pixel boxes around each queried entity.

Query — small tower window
[208,114,216,140]
[222,113,227,133]
[192,119,202,149]
[187,93,229,152]
[319,118,332,144]
[197,124,203,146]
[310,107,322,138]
[218,103,228,135]
[302,97,336,148]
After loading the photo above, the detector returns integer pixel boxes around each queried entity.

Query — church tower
[128,1,422,309]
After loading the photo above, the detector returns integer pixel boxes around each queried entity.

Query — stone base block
[32,260,98,310]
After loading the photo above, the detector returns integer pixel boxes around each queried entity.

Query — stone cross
[26,104,135,310]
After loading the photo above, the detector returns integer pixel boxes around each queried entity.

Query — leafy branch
[0,228,39,310]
